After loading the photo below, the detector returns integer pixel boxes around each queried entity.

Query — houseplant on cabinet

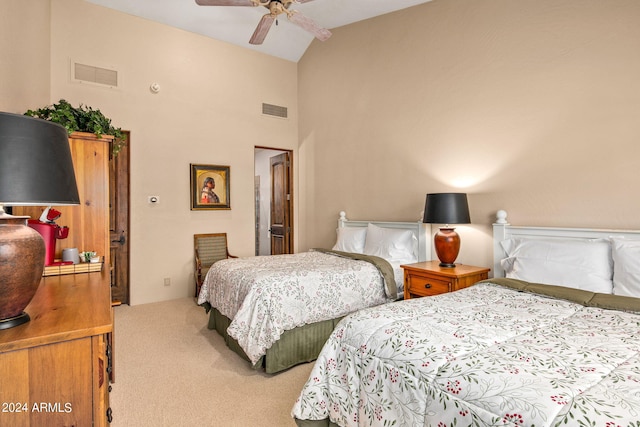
[24,99,126,155]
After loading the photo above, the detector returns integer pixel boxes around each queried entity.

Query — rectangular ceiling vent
[72,61,118,88]
[262,103,288,119]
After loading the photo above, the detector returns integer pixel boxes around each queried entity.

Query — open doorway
[254,147,293,256]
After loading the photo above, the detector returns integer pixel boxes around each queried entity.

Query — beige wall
[2,0,298,304]
[298,0,640,271]
[3,0,640,303]
[0,0,50,113]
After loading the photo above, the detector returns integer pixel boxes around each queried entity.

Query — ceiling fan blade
[195,0,257,6]
[288,11,331,41]
[249,14,276,45]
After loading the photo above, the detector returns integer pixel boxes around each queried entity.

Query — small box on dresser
[401,261,490,300]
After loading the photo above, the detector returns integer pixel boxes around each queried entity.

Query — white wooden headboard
[338,211,431,262]
[493,209,640,277]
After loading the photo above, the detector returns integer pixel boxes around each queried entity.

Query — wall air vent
[72,61,118,88]
[262,103,288,119]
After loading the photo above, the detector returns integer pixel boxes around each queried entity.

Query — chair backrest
[194,233,230,268]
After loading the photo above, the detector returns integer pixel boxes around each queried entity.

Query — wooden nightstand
[401,261,490,300]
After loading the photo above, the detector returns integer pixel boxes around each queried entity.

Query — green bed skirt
[294,419,339,427]
[207,307,344,374]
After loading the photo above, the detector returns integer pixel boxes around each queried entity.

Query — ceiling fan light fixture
[196,0,331,45]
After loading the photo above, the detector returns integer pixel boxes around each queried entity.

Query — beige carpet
[110,298,314,426]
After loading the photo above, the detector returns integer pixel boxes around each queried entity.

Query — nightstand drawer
[406,275,451,297]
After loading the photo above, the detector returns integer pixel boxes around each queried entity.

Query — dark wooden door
[109,132,130,304]
[269,152,292,255]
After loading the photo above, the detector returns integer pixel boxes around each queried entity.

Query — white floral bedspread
[197,251,394,364]
[292,282,640,426]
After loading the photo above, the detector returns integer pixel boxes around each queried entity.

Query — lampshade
[423,193,470,225]
[0,112,80,206]
[0,111,80,330]
[422,193,470,268]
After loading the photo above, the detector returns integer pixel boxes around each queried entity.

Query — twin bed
[198,210,640,424]
[292,210,640,426]
[197,212,430,373]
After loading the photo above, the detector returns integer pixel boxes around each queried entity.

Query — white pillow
[611,237,640,297]
[332,227,367,254]
[500,237,613,294]
[363,223,417,264]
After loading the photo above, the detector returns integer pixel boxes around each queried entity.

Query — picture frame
[190,164,231,210]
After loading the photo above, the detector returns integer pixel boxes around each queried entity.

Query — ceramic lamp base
[0,312,30,330]
[0,213,45,329]
[434,227,461,268]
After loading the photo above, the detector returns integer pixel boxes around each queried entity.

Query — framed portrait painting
[190,164,230,210]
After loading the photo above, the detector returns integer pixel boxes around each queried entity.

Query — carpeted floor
[109,298,314,426]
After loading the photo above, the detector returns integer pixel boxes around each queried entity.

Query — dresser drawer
[406,274,452,297]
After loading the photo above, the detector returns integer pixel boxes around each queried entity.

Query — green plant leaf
[24,99,125,156]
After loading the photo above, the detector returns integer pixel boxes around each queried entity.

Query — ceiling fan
[195,0,332,45]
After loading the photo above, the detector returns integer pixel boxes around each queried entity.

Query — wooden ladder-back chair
[194,233,237,297]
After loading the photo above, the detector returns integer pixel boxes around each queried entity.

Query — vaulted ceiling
[86,0,432,62]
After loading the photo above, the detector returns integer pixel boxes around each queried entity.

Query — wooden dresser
[0,271,113,426]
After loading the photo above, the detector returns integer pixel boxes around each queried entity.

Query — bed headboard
[493,209,640,277]
[338,211,431,262]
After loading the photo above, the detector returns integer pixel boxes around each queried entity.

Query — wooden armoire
[15,131,111,266]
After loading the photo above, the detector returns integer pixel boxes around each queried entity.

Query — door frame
[109,131,131,304]
[254,146,294,255]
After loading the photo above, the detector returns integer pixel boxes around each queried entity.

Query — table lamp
[423,193,470,267]
[0,111,80,330]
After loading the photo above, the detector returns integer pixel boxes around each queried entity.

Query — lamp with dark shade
[423,193,470,268]
[0,112,80,330]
